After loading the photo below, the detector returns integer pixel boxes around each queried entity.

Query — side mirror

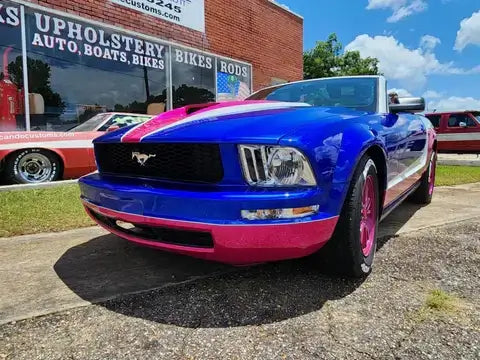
[106,125,120,132]
[389,97,425,114]
[459,122,467,128]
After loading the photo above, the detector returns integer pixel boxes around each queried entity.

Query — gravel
[1,220,479,360]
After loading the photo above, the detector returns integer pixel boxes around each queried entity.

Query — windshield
[247,77,379,113]
[97,114,152,131]
[69,113,110,132]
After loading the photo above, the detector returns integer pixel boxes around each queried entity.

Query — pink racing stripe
[121,103,214,143]
[121,100,310,143]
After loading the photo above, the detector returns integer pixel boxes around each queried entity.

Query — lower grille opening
[89,209,214,249]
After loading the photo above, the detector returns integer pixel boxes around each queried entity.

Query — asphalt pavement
[0,183,479,359]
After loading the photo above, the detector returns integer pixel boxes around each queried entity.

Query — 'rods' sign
[110,0,205,33]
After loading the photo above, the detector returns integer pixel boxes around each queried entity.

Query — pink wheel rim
[360,175,376,257]
[428,153,436,195]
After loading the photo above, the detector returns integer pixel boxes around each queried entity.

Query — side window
[426,115,441,128]
[447,114,476,127]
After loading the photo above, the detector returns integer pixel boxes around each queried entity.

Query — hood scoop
[185,102,220,115]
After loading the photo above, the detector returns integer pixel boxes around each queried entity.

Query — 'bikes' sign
[111,0,205,33]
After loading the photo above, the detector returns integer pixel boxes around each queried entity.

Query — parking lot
[0,183,479,359]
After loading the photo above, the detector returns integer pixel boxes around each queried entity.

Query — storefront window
[216,58,252,102]
[171,47,215,108]
[0,1,25,131]
[24,8,168,131]
[1,3,253,131]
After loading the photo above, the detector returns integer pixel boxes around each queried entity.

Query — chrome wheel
[17,152,53,183]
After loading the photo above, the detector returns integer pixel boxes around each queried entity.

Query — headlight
[238,145,316,186]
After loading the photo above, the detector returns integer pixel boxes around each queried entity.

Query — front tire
[314,155,380,278]
[4,149,61,184]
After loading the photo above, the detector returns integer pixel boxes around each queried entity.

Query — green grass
[436,165,480,186]
[425,289,459,312]
[410,289,464,323]
[0,184,93,238]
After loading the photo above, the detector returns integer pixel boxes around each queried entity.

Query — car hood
[98,101,370,144]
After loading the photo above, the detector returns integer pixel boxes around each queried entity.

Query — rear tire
[409,151,437,205]
[313,155,380,278]
[4,149,61,184]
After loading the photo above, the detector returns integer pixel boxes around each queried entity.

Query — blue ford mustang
[79,76,437,277]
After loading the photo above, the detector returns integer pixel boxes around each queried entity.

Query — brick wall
[23,0,304,90]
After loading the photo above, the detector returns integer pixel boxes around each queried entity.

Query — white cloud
[420,35,441,51]
[388,88,413,97]
[422,90,443,99]
[345,34,476,89]
[454,10,480,51]
[427,96,480,111]
[269,1,303,18]
[366,0,427,23]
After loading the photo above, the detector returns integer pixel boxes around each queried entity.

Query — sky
[275,0,480,112]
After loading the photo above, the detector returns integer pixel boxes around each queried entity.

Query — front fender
[280,121,386,216]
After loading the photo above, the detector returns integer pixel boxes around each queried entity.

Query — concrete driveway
[0,184,479,359]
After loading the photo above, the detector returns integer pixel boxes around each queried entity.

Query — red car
[425,111,480,153]
[0,113,152,184]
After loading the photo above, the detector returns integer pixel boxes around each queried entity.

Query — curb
[438,160,480,167]
[0,179,78,192]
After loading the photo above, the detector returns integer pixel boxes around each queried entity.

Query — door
[440,113,480,152]
[382,113,427,206]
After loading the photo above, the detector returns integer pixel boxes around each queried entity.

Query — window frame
[447,113,477,128]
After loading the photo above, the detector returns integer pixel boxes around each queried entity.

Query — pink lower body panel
[83,200,339,265]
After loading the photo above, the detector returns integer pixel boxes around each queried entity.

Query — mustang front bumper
[79,173,339,265]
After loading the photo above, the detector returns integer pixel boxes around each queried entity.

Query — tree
[304,33,380,79]
[8,56,65,112]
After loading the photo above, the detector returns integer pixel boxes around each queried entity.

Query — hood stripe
[121,106,190,143]
[137,102,311,142]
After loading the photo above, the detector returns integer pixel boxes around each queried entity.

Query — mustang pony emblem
[132,152,156,166]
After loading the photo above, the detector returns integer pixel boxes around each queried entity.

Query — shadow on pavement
[54,202,422,328]
[377,201,424,249]
[53,234,231,302]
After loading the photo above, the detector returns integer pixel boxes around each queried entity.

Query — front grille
[89,209,214,248]
[95,143,224,183]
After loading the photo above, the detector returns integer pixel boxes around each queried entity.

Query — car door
[381,112,427,205]
[440,113,480,152]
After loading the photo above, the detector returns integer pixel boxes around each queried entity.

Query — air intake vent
[239,145,269,184]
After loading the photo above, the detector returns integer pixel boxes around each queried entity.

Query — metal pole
[20,5,31,131]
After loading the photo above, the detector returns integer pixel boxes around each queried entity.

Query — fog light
[116,220,135,230]
[241,205,319,220]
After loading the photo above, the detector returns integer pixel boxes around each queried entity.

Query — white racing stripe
[140,102,311,141]
[437,133,480,142]
[0,140,94,151]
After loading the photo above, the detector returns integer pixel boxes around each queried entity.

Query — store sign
[0,3,20,26]
[29,12,167,71]
[173,47,213,69]
[111,0,205,33]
